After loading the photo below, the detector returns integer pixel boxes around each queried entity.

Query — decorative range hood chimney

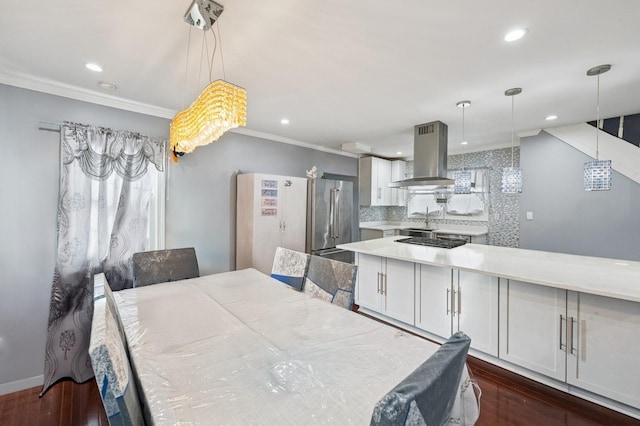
[389,120,454,189]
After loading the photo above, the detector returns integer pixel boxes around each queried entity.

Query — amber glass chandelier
[170,0,247,158]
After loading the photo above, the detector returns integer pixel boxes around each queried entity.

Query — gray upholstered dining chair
[370,331,476,426]
[90,274,145,426]
[303,255,357,310]
[132,247,200,287]
[270,247,310,291]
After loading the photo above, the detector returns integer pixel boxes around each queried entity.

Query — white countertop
[359,222,488,236]
[338,237,640,303]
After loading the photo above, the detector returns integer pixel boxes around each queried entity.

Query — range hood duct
[389,120,454,188]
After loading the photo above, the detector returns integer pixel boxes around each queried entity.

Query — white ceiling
[1,0,639,159]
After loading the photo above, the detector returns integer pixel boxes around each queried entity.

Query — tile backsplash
[359,147,520,247]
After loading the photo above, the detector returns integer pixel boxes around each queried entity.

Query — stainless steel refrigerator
[306,178,354,263]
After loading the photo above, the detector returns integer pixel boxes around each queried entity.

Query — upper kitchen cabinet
[359,156,392,206]
[390,160,407,206]
[236,173,308,275]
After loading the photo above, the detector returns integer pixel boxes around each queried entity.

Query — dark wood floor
[1,360,638,426]
[0,380,107,426]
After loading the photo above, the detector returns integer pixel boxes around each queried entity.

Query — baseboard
[0,375,44,396]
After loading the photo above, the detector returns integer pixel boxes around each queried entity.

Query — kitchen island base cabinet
[415,265,453,339]
[499,280,567,382]
[356,253,414,324]
[416,266,498,356]
[456,271,499,356]
[567,292,640,409]
[500,280,640,410]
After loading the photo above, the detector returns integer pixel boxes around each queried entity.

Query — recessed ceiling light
[504,28,528,42]
[461,141,468,145]
[280,118,290,125]
[396,151,402,155]
[85,62,103,72]
[545,115,558,121]
[99,82,117,91]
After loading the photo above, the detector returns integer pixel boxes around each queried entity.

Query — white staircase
[546,123,640,185]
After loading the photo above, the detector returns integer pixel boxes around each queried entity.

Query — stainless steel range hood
[389,120,454,188]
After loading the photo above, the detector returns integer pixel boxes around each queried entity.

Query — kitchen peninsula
[337,236,640,419]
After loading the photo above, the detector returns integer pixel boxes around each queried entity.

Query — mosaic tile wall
[359,147,520,247]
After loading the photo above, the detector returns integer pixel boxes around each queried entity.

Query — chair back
[270,246,310,291]
[132,247,199,287]
[90,273,145,425]
[370,332,473,426]
[303,255,357,310]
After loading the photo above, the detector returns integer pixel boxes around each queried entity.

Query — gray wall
[166,133,358,274]
[0,83,357,390]
[520,131,640,261]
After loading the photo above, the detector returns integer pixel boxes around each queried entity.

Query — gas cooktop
[395,237,467,249]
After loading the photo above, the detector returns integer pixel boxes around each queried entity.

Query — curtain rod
[38,121,168,142]
[38,120,62,133]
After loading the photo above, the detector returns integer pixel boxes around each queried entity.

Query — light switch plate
[526,211,533,220]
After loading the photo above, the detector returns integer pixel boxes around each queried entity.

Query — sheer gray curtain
[41,122,166,394]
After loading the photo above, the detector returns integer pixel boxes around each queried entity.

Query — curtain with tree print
[41,122,165,394]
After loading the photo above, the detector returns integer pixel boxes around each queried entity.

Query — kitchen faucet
[425,206,429,228]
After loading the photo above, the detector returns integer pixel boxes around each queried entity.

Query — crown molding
[0,71,176,119]
[231,127,359,158]
[1,71,358,159]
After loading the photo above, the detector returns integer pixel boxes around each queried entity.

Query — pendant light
[502,88,523,193]
[584,64,612,191]
[170,0,247,161]
[454,100,472,194]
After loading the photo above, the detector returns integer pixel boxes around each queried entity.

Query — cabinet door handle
[569,317,578,356]
[377,272,381,294]
[457,287,462,315]
[567,316,574,356]
[559,315,566,351]
[383,273,387,295]
[446,288,450,315]
[377,187,381,200]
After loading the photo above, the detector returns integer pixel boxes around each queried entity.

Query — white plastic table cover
[113,268,450,425]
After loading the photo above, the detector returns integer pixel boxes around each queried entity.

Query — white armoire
[236,173,308,275]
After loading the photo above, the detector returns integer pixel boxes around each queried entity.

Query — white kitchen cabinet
[390,160,406,207]
[499,280,567,381]
[456,271,499,356]
[356,253,414,324]
[236,173,307,275]
[415,266,498,356]
[359,156,392,206]
[566,292,640,409]
[415,264,452,338]
[500,281,640,408]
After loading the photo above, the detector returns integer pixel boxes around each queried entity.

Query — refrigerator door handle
[329,188,339,239]
[329,188,336,239]
[333,188,340,239]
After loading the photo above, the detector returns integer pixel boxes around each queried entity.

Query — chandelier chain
[197,31,205,90]
[216,20,227,81]
[596,73,600,160]
[511,94,515,167]
[462,104,466,170]
[182,25,193,109]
